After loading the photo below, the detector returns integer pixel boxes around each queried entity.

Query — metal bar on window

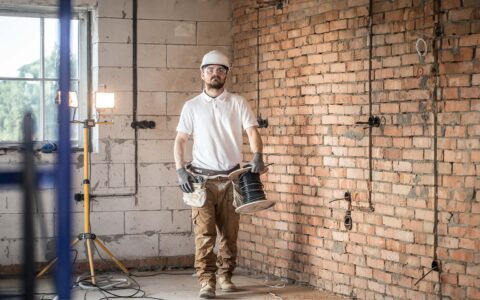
[56,0,72,298]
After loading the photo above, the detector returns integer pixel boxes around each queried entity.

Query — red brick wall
[231,0,480,299]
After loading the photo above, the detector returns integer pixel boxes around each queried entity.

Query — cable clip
[329,192,351,203]
[131,120,156,129]
[355,116,382,128]
[257,116,269,128]
[78,233,97,240]
[414,260,440,285]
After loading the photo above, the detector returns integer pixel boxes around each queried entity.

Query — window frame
[0,6,90,147]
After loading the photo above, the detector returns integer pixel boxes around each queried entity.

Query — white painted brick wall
[110,92,134,115]
[0,239,22,265]
[94,43,133,67]
[138,140,175,163]
[138,68,202,92]
[139,164,177,187]
[166,92,198,115]
[125,210,174,234]
[99,116,134,139]
[0,190,22,214]
[108,163,126,188]
[137,116,177,140]
[0,0,232,266]
[96,67,133,92]
[0,214,24,239]
[97,0,131,18]
[0,213,54,239]
[160,187,188,210]
[90,163,109,191]
[108,140,135,163]
[93,187,161,211]
[138,92,167,116]
[71,211,125,236]
[124,163,136,188]
[159,233,195,256]
[138,20,196,45]
[138,0,231,22]
[94,18,132,44]
[172,210,192,232]
[99,234,158,259]
[138,45,167,68]
[197,22,232,45]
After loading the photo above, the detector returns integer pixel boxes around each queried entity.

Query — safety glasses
[203,66,228,75]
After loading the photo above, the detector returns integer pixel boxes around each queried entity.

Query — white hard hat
[200,50,230,69]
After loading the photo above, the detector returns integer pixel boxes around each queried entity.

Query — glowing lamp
[95,92,115,109]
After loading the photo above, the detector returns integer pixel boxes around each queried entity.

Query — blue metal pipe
[56,0,72,298]
[0,170,55,187]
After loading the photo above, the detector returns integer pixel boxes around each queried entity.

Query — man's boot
[218,276,236,292]
[199,282,216,299]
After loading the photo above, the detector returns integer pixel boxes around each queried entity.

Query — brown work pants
[191,177,239,286]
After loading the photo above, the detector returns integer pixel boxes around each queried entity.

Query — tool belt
[187,164,240,177]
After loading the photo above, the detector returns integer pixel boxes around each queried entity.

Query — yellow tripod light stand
[37,118,128,284]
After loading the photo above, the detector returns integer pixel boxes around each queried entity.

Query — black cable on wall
[132,0,139,195]
[88,0,139,199]
[431,0,441,288]
[367,0,375,212]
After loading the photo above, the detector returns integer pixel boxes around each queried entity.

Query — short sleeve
[240,97,259,130]
[176,102,194,135]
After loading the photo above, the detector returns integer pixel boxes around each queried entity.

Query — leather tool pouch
[183,182,207,207]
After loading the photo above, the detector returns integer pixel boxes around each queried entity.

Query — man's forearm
[174,136,187,169]
[247,127,263,154]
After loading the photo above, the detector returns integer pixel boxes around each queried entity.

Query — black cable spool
[234,168,275,214]
[238,171,266,204]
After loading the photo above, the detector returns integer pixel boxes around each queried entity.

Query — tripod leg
[85,238,96,284]
[37,238,80,278]
[94,239,129,274]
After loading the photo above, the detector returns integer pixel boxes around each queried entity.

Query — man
[173,50,264,299]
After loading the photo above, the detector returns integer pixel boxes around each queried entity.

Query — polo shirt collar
[202,90,228,102]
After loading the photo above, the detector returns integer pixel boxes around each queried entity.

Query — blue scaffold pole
[56,0,72,298]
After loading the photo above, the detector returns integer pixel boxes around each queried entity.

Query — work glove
[249,153,264,173]
[176,167,195,193]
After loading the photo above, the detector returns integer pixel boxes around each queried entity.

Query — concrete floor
[0,268,345,299]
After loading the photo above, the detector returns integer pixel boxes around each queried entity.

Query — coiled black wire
[238,171,266,204]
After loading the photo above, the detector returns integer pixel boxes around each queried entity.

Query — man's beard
[206,77,225,89]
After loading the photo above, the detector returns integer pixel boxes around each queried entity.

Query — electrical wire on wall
[254,1,278,128]
[131,0,139,196]
[366,0,375,212]
[256,6,261,123]
[86,0,140,200]
[413,0,442,288]
[414,0,442,289]
[254,0,286,129]
[431,0,441,283]
[432,0,441,264]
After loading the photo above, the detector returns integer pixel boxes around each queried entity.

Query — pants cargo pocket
[192,210,199,225]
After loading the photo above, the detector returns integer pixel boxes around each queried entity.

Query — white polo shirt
[176,90,258,171]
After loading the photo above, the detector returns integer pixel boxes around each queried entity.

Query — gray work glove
[249,153,264,173]
[176,167,195,193]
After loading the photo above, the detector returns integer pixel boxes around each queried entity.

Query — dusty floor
[0,268,345,299]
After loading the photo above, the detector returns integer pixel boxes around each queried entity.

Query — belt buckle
[193,168,204,175]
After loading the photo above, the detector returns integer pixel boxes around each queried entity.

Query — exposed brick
[229,1,477,299]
